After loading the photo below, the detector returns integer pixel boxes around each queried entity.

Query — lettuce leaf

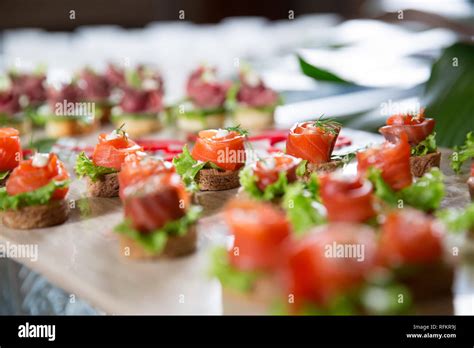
[172,145,207,191]
[399,168,445,212]
[75,152,117,182]
[295,160,307,177]
[208,246,260,293]
[451,131,474,174]
[367,167,399,206]
[0,171,9,180]
[239,167,289,201]
[0,180,70,211]
[367,167,444,212]
[114,205,201,254]
[411,133,437,156]
[436,203,474,233]
[282,180,326,235]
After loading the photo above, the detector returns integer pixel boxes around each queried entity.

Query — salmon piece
[252,153,301,191]
[0,127,22,172]
[319,174,375,223]
[379,113,435,146]
[118,155,174,200]
[357,133,412,191]
[91,132,142,170]
[286,121,340,164]
[191,129,246,171]
[281,223,377,310]
[379,208,443,265]
[123,173,189,232]
[224,199,290,272]
[6,153,69,199]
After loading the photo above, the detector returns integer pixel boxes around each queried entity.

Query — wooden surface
[1,129,474,314]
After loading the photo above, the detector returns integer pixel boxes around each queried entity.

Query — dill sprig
[312,115,341,135]
[225,125,249,137]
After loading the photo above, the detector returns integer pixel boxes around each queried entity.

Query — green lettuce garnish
[239,167,288,201]
[0,180,70,211]
[437,203,474,233]
[114,205,201,254]
[451,131,474,174]
[75,152,118,182]
[411,133,437,156]
[0,171,9,180]
[209,246,260,293]
[172,145,207,191]
[367,167,444,212]
[282,177,325,235]
[295,160,307,177]
[400,168,445,211]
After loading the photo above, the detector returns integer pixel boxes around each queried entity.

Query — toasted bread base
[222,276,278,315]
[301,160,341,181]
[468,177,474,201]
[177,113,225,133]
[410,151,441,177]
[86,173,119,198]
[233,108,273,132]
[46,118,99,137]
[118,225,197,260]
[2,199,70,229]
[196,168,241,191]
[112,117,161,137]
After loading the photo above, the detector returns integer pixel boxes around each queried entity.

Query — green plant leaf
[298,55,353,84]
[423,43,474,147]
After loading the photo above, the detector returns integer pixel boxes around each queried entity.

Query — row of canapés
[0,64,280,137]
[0,112,473,315]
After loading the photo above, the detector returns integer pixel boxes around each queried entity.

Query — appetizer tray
[1,128,473,315]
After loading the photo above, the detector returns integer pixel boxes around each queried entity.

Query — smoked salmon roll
[286,119,342,178]
[174,127,247,191]
[75,126,143,197]
[379,111,440,177]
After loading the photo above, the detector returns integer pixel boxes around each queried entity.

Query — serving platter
[0,127,473,315]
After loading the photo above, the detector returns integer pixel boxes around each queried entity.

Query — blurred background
[0,0,473,314]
